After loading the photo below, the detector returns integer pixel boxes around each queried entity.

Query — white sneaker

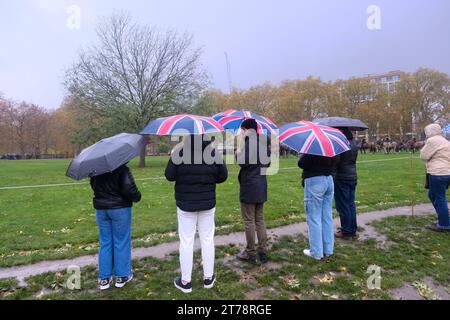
[303,249,322,260]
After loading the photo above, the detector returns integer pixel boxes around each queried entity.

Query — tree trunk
[399,115,404,137]
[139,141,147,168]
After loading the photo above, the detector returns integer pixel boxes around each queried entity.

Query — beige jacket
[420,124,450,176]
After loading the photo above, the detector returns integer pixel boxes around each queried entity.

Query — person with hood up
[420,123,450,232]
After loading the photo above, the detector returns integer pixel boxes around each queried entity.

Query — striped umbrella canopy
[141,114,224,135]
[212,109,278,135]
[279,121,350,157]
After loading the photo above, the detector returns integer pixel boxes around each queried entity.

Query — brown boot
[334,230,355,240]
[236,251,257,264]
[426,223,450,233]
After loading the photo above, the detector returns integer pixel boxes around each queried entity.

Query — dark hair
[338,127,353,140]
[241,118,258,131]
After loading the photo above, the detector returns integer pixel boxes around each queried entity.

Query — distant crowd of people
[88,121,450,292]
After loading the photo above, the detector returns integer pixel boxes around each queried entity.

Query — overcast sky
[1,0,449,109]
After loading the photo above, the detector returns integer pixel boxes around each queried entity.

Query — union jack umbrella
[141,114,224,135]
[212,109,278,135]
[279,121,350,157]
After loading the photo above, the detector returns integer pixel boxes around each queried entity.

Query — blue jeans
[304,176,334,259]
[96,207,132,279]
[428,175,450,229]
[334,180,357,236]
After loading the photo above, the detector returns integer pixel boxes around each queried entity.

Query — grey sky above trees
[1,0,450,109]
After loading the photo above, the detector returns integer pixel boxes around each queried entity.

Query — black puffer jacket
[237,133,271,204]
[165,139,228,212]
[90,165,141,210]
[298,154,340,185]
[334,140,359,182]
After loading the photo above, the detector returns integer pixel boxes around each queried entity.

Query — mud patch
[259,261,285,271]
[245,287,278,300]
[389,277,450,300]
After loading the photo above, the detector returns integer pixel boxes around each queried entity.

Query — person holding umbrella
[279,121,350,260]
[66,133,146,290]
[312,118,368,240]
[142,114,227,293]
[165,134,228,293]
[298,154,340,260]
[236,118,271,265]
[333,127,359,240]
[90,164,141,290]
[212,110,276,265]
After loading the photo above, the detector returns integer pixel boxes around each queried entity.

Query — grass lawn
[0,152,443,268]
[1,214,449,300]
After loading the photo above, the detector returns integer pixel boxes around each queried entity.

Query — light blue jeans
[96,207,132,279]
[304,176,334,259]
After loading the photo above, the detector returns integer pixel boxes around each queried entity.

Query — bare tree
[4,102,50,158]
[0,97,14,154]
[395,68,450,136]
[65,13,207,166]
[27,105,51,158]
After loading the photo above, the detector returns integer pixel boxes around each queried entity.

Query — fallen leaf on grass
[279,274,300,289]
[412,281,440,300]
[431,251,443,260]
[321,292,339,299]
[314,274,334,284]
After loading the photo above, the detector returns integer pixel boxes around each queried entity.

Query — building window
[381,77,387,82]
[392,75,399,81]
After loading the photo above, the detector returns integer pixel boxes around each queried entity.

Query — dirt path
[0,203,435,284]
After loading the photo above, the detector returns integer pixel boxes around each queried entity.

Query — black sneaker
[258,252,269,264]
[115,274,133,288]
[204,274,216,289]
[98,277,112,290]
[236,251,257,264]
[174,276,192,293]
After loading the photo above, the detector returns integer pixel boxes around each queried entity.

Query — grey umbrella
[313,117,369,131]
[66,133,147,180]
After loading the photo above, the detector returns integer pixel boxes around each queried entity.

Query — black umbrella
[313,117,368,131]
[66,133,146,180]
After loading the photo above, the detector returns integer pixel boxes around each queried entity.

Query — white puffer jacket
[420,124,450,176]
